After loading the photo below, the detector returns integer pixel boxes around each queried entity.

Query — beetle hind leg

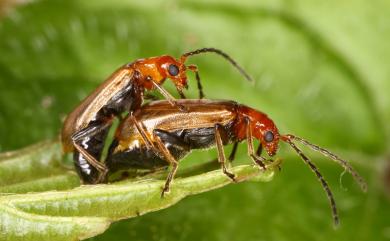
[151,129,191,197]
[153,134,179,197]
[73,150,108,184]
[71,121,112,184]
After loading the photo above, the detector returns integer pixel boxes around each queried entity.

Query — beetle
[104,99,367,226]
[61,48,253,184]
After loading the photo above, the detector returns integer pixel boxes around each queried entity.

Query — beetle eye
[168,64,179,76]
[264,131,274,142]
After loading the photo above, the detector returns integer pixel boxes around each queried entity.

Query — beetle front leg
[254,144,281,170]
[188,64,205,99]
[151,80,188,112]
[215,124,236,181]
[245,118,267,170]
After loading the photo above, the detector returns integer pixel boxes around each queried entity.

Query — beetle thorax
[132,57,166,89]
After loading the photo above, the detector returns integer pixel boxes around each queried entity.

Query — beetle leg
[144,93,160,101]
[254,144,281,171]
[72,143,106,171]
[73,142,108,184]
[176,87,186,99]
[73,144,109,184]
[72,122,112,183]
[215,124,236,181]
[128,113,161,155]
[209,142,239,164]
[152,130,180,197]
[151,80,176,104]
[151,81,188,112]
[228,142,239,161]
[188,65,204,99]
[245,118,267,170]
[256,144,263,157]
[129,115,185,193]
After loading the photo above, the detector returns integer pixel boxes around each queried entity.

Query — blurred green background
[0,0,389,240]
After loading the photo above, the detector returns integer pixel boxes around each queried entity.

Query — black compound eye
[168,64,179,76]
[264,131,274,143]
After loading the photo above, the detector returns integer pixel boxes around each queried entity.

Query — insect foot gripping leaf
[0,141,279,241]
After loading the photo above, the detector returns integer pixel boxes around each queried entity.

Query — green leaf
[0,141,278,240]
[0,0,389,240]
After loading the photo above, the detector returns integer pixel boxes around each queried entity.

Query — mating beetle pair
[61,48,366,226]
[61,48,251,183]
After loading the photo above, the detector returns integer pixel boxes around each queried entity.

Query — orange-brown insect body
[105,99,367,226]
[109,100,280,158]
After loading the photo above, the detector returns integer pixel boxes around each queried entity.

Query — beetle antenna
[181,48,253,82]
[284,134,367,192]
[283,137,339,227]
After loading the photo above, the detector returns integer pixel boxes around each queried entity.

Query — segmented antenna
[284,138,339,227]
[285,134,367,192]
[181,48,253,82]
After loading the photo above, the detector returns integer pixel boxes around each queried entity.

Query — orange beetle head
[157,56,188,91]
